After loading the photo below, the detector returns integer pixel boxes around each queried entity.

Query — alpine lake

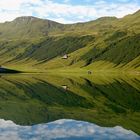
[0,72,140,140]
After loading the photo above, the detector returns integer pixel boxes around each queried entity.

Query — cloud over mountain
[0,0,140,23]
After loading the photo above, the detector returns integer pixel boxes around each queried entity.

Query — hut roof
[62,54,68,59]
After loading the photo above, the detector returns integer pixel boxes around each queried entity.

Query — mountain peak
[13,16,40,23]
[96,16,118,21]
[134,9,140,15]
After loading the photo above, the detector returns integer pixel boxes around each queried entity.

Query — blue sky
[0,0,140,23]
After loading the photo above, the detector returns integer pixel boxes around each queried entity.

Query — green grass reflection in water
[0,73,140,135]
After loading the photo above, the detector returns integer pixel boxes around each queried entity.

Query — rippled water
[0,73,140,140]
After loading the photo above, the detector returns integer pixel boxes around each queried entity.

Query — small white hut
[62,54,68,59]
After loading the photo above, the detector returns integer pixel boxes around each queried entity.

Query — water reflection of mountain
[0,74,140,135]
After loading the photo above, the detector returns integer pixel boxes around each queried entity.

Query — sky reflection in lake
[0,119,139,140]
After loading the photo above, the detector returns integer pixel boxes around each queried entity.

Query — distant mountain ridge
[0,10,139,72]
[0,10,139,39]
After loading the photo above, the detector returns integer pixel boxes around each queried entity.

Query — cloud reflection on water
[0,119,139,140]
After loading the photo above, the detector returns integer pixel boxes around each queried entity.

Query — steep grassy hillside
[0,10,139,72]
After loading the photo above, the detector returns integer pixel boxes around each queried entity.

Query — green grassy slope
[0,10,139,72]
[0,16,64,39]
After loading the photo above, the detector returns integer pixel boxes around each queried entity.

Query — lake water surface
[0,73,140,140]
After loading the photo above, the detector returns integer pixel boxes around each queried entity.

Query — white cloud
[63,0,70,3]
[0,0,140,23]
